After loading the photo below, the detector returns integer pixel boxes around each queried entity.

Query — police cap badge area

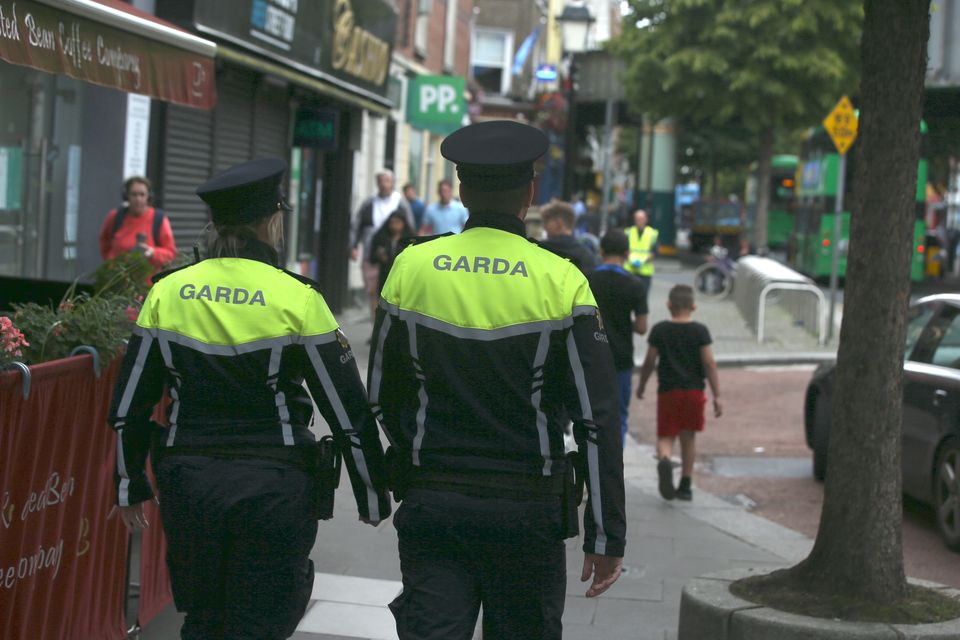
[196,157,294,225]
[440,120,549,192]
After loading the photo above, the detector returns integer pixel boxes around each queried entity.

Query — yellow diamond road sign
[823,95,858,155]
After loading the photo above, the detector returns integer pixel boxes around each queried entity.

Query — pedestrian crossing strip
[296,573,402,639]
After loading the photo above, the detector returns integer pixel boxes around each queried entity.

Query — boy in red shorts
[637,285,722,500]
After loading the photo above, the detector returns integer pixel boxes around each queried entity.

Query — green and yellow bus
[745,155,797,250]
[789,123,927,281]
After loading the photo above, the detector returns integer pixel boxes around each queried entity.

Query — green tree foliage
[613,0,862,248]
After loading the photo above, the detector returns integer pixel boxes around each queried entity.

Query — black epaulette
[281,268,326,295]
[150,262,195,284]
[399,232,453,251]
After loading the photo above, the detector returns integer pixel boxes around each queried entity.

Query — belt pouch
[316,435,342,520]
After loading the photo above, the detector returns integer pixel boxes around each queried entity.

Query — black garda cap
[196,157,293,225]
[441,120,549,191]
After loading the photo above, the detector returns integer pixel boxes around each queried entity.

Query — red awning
[0,0,217,110]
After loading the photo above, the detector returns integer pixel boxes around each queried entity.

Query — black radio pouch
[384,446,412,502]
[316,435,342,520]
[562,451,587,539]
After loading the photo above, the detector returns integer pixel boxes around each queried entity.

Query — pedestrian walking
[540,200,599,273]
[369,120,625,640]
[350,170,415,318]
[420,179,469,235]
[108,158,391,640]
[636,284,722,501]
[369,209,414,293]
[402,183,426,232]
[587,230,649,447]
[625,209,659,289]
[99,176,178,272]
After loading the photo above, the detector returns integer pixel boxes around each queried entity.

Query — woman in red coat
[99,176,177,270]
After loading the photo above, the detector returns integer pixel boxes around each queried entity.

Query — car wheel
[934,439,960,551]
[812,391,830,482]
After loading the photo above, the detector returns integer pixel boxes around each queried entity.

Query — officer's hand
[108,499,156,531]
[581,553,623,597]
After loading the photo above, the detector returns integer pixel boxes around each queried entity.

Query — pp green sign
[407,75,466,134]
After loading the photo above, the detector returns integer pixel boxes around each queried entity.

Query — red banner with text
[0,356,128,640]
[0,0,216,110]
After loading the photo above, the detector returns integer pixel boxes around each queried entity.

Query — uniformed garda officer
[369,121,626,639]
[108,158,391,640]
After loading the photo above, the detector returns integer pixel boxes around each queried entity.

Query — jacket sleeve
[299,294,391,523]
[562,272,627,557]
[350,199,372,249]
[108,311,167,506]
[149,212,178,268]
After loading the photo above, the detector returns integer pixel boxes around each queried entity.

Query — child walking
[637,285,722,500]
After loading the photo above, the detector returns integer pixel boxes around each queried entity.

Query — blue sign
[535,64,558,82]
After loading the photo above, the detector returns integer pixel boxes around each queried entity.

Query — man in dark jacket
[540,201,599,273]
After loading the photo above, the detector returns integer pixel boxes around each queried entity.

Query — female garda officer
[108,158,391,640]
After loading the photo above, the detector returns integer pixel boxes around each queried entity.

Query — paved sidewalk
[139,273,819,639]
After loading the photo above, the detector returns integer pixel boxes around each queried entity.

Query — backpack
[112,206,166,245]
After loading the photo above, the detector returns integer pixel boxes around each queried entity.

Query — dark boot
[657,457,675,500]
[676,476,692,501]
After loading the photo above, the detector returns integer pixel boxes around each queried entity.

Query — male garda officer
[369,121,626,639]
[626,209,659,288]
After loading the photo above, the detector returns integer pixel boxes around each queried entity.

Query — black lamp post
[557,2,594,201]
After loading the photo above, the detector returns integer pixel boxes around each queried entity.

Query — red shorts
[657,390,706,438]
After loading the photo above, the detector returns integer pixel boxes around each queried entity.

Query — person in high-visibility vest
[370,120,625,639]
[626,209,659,288]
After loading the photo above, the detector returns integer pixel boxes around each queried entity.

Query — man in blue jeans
[587,230,650,446]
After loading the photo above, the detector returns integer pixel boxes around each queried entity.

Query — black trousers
[390,488,566,640]
[155,456,318,640]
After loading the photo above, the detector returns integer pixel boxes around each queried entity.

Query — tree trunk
[790,0,930,603]
[752,125,774,254]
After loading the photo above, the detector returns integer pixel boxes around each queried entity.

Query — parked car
[804,294,960,551]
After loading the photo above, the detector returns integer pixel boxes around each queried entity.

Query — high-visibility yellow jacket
[369,212,626,557]
[108,240,390,522]
[626,225,659,277]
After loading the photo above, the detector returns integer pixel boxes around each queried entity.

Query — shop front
[0,0,216,284]
[155,0,397,311]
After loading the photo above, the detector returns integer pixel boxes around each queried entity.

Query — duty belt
[409,469,567,500]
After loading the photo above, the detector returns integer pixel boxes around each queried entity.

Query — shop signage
[190,0,397,102]
[293,109,339,150]
[0,0,216,110]
[407,75,467,135]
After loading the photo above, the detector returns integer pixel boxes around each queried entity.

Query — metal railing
[733,256,827,345]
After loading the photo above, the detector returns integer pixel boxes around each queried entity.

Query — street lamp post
[557,2,594,204]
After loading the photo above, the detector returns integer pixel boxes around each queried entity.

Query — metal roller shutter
[160,103,213,250]
[213,68,257,173]
[252,82,290,160]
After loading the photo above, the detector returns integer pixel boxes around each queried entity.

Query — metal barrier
[732,256,827,345]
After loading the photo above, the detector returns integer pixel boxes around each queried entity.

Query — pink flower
[125,306,139,322]
[58,301,75,313]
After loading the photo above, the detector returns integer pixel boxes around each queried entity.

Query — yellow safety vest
[627,225,659,277]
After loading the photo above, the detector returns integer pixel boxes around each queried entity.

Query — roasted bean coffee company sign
[190,0,397,103]
[0,0,216,109]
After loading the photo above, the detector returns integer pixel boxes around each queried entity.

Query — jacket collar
[463,211,527,238]
[236,238,281,266]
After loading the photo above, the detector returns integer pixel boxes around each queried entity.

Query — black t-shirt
[648,320,712,392]
[587,265,648,371]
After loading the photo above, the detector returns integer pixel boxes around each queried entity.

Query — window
[414,0,431,58]
[471,28,513,95]
[931,309,960,369]
[906,303,937,361]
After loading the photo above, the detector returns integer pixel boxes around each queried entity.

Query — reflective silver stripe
[116,333,154,419]
[532,330,552,476]
[572,305,597,317]
[151,329,299,356]
[379,298,400,316]
[408,321,428,467]
[299,332,340,346]
[270,347,294,446]
[116,429,131,507]
[158,337,181,440]
[305,347,381,522]
[368,312,392,407]
[397,309,574,341]
[566,331,608,554]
